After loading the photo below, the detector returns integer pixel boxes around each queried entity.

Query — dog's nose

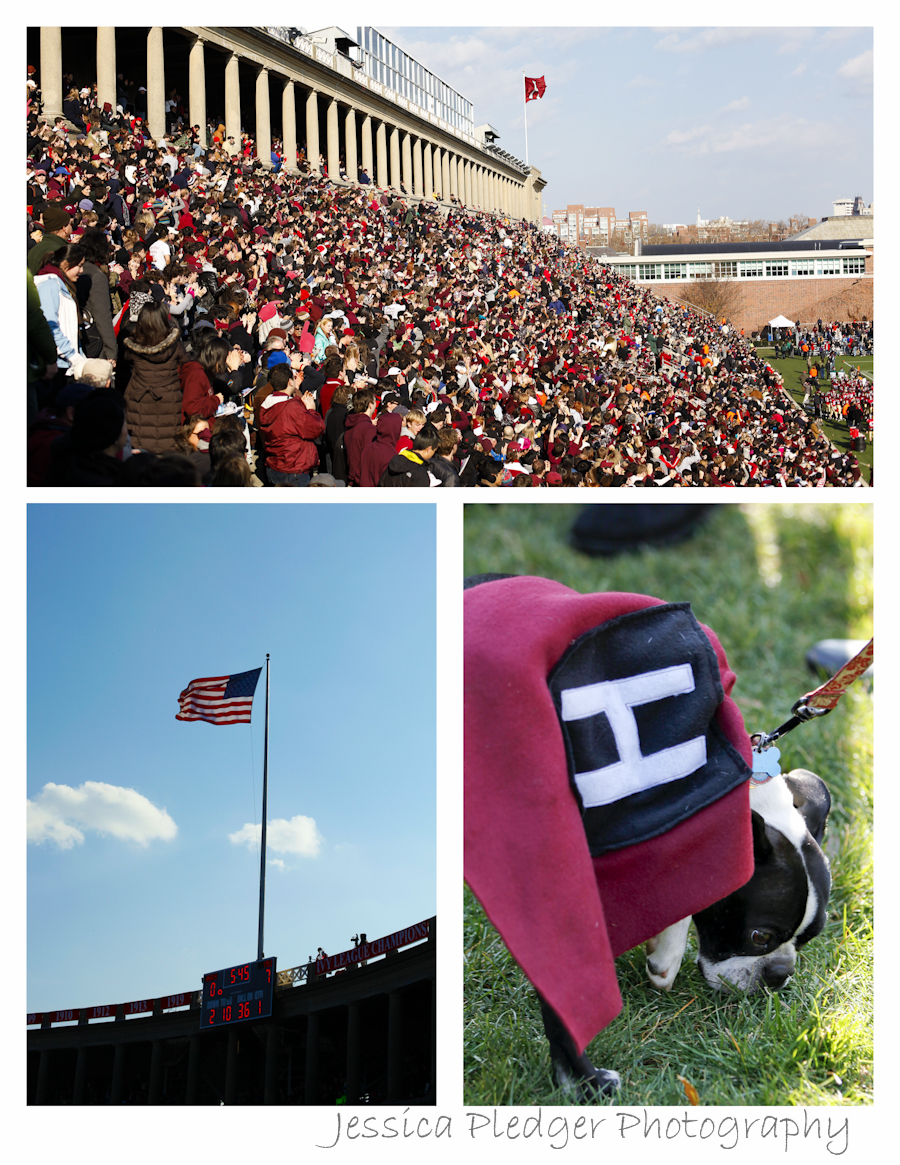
[761,959,794,989]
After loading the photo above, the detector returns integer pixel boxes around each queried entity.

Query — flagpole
[523,71,529,166]
[257,654,270,962]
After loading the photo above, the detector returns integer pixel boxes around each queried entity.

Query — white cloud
[229,814,323,858]
[838,50,873,97]
[793,63,807,76]
[665,124,713,146]
[627,75,663,90]
[663,116,835,157]
[27,782,178,849]
[654,28,766,55]
[721,97,749,113]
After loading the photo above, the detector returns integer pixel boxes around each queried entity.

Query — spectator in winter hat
[28,205,73,274]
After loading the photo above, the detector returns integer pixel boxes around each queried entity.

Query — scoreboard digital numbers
[201,957,276,1029]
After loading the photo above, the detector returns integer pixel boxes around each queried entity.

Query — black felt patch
[548,603,750,855]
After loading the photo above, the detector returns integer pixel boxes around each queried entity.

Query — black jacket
[429,456,460,487]
[379,450,432,487]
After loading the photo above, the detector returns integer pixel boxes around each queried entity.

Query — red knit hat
[465,577,754,1054]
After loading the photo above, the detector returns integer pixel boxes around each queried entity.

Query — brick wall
[655,275,873,333]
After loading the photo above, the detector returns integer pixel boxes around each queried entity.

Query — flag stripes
[176,668,262,725]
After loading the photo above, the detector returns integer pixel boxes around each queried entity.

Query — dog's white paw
[645,917,691,991]
[645,957,678,991]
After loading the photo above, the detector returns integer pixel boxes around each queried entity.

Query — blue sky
[329,16,873,225]
[27,503,436,1015]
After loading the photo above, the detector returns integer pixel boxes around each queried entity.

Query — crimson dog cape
[464,577,755,1055]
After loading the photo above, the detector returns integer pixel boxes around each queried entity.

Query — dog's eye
[750,929,773,948]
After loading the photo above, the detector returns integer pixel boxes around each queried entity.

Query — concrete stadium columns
[264,1024,279,1105]
[345,107,358,183]
[387,990,403,1102]
[346,1002,362,1104]
[148,1038,165,1104]
[110,1043,125,1103]
[39,27,63,123]
[441,149,450,203]
[326,97,340,180]
[73,1046,88,1104]
[413,137,423,197]
[389,125,401,190]
[189,37,207,146]
[224,1028,239,1105]
[401,131,412,195]
[375,121,388,187]
[282,80,297,172]
[96,28,116,114]
[423,142,433,199]
[361,114,373,180]
[449,154,458,201]
[306,89,320,173]
[463,159,472,207]
[146,27,166,142]
[186,1034,201,1103]
[255,67,272,167]
[225,52,241,146]
[305,1012,320,1104]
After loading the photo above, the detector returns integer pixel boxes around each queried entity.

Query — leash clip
[751,729,779,752]
[791,696,831,722]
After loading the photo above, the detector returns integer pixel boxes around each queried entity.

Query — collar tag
[750,744,781,784]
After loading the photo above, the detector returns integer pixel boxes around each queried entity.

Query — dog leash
[750,639,872,781]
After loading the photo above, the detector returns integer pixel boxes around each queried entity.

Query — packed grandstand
[27,81,871,486]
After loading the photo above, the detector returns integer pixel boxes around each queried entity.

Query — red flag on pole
[524,76,546,102]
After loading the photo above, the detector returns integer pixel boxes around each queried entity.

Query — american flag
[176,668,262,725]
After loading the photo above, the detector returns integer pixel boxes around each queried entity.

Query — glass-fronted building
[356,26,474,136]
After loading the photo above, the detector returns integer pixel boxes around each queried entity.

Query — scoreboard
[201,957,276,1029]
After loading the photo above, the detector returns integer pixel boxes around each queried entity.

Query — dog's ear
[782,769,831,845]
[463,573,518,590]
[750,809,774,858]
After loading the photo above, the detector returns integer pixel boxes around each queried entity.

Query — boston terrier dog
[463,573,833,1100]
[543,768,832,1097]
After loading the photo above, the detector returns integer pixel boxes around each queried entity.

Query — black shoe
[570,504,712,557]
[806,639,873,684]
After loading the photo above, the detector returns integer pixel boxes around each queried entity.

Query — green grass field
[464,503,873,1107]
[757,352,873,473]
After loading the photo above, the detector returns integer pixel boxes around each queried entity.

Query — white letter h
[560,664,707,808]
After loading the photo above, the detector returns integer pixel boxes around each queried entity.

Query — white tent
[768,314,795,328]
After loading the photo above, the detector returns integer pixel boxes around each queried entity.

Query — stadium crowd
[27,78,870,486]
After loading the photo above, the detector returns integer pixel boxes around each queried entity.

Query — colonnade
[30,985,429,1105]
[38,26,540,221]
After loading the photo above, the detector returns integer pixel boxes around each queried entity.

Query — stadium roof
[638,239,869,256]
[790,215,875,242]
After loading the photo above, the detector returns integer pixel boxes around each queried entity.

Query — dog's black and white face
[690,769,831,993]
[646,769,831,997]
